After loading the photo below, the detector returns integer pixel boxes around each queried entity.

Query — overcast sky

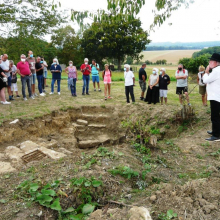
[60,0,220,43]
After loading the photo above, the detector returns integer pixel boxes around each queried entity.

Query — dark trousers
[21,75,32,98]
[210,100,220,137]
[37,75,43,93]
[125,85,135,103]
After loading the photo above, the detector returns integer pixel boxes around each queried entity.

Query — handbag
[11,76,17,83]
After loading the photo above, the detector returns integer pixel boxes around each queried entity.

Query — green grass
[1,65,205,122]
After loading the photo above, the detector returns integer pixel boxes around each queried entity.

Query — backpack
[177,69,186,74]
[103,69,111,76]
[90,64,98,68]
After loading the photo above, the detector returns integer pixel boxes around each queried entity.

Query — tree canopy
[0,0,65,37]
[72,0,194,30]
[81,16,150,69]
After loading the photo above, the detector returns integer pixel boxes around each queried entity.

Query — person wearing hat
[159,68,170,105]
[197,65,207,106]
[203,53,220,141]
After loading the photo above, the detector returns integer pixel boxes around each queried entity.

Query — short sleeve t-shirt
[124,71,134,86]
[80,64,91,75]
[11,65,17,79]
[43,61,48,71]
[175,69,188,87]
[198,72,206,86]
[139,68,147,81]
[0,60,10,76]
[26,57,36,73]
[90,64,99,76]
[17,61,31,76]
[35,62,43,76]
[159,74,170,90]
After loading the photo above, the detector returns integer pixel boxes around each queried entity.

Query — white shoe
[30,96,35,99]
[3,101,11,104]
[58,92,60,95]
[49,92,54,95]
[34,93,38,97]
[24,97,27,101]
[0,101,3,104]
[40,93,45,96]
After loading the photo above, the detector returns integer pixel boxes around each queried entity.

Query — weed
[150,126,160,135]
[108,166,139,179]
[165,125,170,129]
[206,109,211,114]
[196,154,203,159]
[158,209,178,220]
[210,149,220,157]
[201,142,210,147]
[133,143,151,154]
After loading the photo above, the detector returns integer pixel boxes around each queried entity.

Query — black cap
[209,53,220,62]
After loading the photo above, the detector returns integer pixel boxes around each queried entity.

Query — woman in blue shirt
[50,58,62,95]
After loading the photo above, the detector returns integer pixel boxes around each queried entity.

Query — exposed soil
[0,104,220,220]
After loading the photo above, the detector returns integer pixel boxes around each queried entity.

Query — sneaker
[207,131,213,135]
[140,97,144,101]
[16,95,20,98]
[86,93,90,95]
[58,92,60,95]
[75,94,77,97]
[108,96,112,99]
[205,136,220,142]
[43,89,46,93]
[98,89,101,92]
[30,96,35,99]
[104,97,107,100]
[9,97,14,101]
[2,101,11,105]
[34,93,38,97]
[24,97,28,101]
[49,92,54,95]
[40,93,45,96]
[82,93,85,95]
[188,103,191,106]
[94,89,96,91]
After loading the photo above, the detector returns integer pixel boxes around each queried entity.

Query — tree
[0,35,58,65]
[179,54,209,73]
[125,56,133,65]
[0,0,65,37]
[81,16,150,69]
[72,0,194,30]
[192,46,220,58]
[51,26,84,67]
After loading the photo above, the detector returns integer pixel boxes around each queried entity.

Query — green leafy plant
[158,209,178,220]
[108,166,139,179]
[210,149,220,157]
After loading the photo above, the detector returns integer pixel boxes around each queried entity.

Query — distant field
[140,50,200,64]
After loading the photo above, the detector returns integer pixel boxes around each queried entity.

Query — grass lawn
[0,67,204,124]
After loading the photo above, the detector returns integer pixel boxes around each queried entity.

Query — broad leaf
[82,204,95,215]
[50,198,62,211]
[29,183,39,192]
[41,189,56,196]
[92,180,102,187]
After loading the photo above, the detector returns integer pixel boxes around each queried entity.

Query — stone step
[88,124,106,128]
[76,119,88,126]
[78,135,111,149]
[72,123,85,128]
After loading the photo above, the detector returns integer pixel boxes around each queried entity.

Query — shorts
[199,85,206,95]
[139,80,146,92]
[160,89,168,98]
[31,73,36,85]
[92,75,99,83]
[11,83,18,92]
[176,86,188,95]
[44,71,48,78]
[104,76,111,84]
[7,76,12,87]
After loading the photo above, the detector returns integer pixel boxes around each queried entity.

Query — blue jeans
[21,75,32,98]
[31,73,36,85]
[37,75,43,93]
[70,78,77,94]
[51,79,60,93]
[82,75,90,94]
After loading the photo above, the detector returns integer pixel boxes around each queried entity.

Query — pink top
[17,61,31,76]
[104,70,111,77]
[68,66,77,79]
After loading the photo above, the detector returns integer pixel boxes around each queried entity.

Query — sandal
[104,97,107,100]
[108,96,112,99]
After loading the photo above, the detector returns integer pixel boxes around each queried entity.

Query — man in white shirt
[124,64,135,103]
[175,64,191,107]
[203,53,220,141]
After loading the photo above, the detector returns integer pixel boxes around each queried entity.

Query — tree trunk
[118,58,121,70]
